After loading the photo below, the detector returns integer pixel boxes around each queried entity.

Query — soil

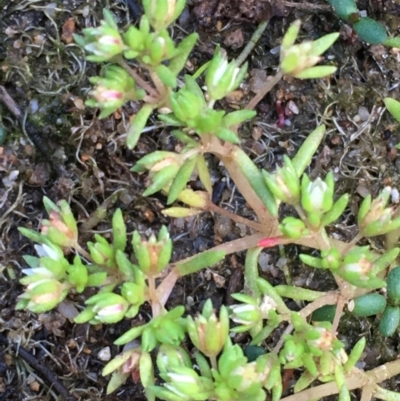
[1,0,400,400]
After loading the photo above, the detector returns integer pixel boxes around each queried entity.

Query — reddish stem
[276,100,285,128]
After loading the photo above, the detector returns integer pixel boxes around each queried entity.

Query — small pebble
[98,346,111,361]
[186,296,194,307]
[270,46,280,55]
[358,106,370,121]
[29,99,39,114]
[285,100,299,115]
[258,253,270,271]
[276,257,287,269]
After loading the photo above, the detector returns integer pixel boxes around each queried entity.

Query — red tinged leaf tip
[258,236,285,248]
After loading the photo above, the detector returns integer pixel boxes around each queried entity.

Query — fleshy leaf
[385,97,400,123]
[127,105,154,149]
[167,156,197,204]
[292,125,325,176]
[176,251,225,276]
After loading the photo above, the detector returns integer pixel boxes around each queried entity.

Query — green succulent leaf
[114,325,147,345]
[167,156,198,204]
[309,33,340,56]
[299,254,324,269]
[232,148,277,216]
[350,293,387,316]
[155,64,177,88]
[158,113,184,126]
[132,151,177,172]
[387,266,400,306]
[223,110,257,127]
[87,272,108,286]
[343,337,366,373]
[106,371,129,395]
[294,66,337,79]
[214,128,240,144]
[176,250,225,276]
[18,227,47,244]
[127,105,154,149]
[143,164,180,196]
[112,209,127,252]
[292,125,325,176]
[379,305,400,337]
[383,36,400,48]
[321,194,349,226]
[311,305,336,323]
[385,97,400,123]
[353,17,388,45]
[326,0,358,20]
[171,129,198,145]
[196,155,212,194]
[184,75,206,106]
[282,20,301,49]
[169,33,199,74]
[372,248,400,275]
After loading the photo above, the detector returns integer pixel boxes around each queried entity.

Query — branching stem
[148,276,161,316]
[117,58,159,98]
[74,243,92,261]
[271,292,339,355]
[246,71,284,110]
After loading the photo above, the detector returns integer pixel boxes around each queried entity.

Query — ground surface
[1,0,400,400]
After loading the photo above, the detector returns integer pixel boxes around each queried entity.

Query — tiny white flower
[27,267,56,277]
[96,303,126,317]
[231,304,257,314]
[226,66,240,92]
[35,243,61,260]
[230,304,261,325]
[27,278,53,291]
[156,36,166,50]
[93,87,123,103]
[98,35,123,46]
[344,257,372,276]
[231,362,260,391]
[212,59,229,86]
[84,43,96,53]
[260,295,277,316]
[309,327,335,352]
[307,178,327,210]
[167,373,197,384]
[21,268,35,276]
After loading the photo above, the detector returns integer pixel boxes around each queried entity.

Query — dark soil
[1,0,400,400]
